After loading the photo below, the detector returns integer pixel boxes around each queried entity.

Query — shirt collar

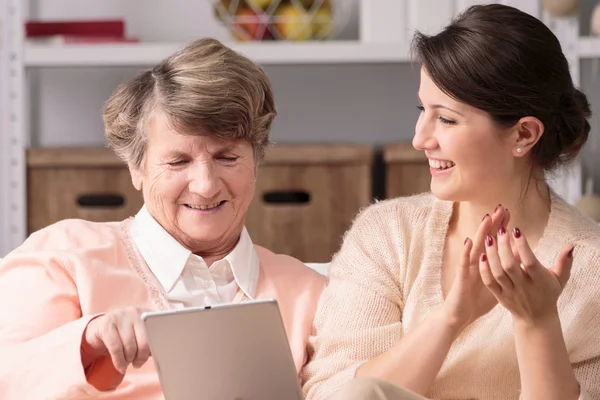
[225,225,259,299]
[129,205,190,292]
[129,205,259,298]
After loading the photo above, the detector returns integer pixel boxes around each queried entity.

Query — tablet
[142,299,304,400]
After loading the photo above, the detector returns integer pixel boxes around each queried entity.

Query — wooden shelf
[27,147,124,167]
[24,40,411,67]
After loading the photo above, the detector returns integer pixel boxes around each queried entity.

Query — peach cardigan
[0,218,326,400]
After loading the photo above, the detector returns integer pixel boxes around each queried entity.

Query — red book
[27,35,140,45]
[25,20,125,38]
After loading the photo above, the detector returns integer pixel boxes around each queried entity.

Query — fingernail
[481,253,487,262]
[495,204,502,212]
[513,227,521,238]
[482,213,489,222]
[498,226,506,235]
[486,235,493,246]
[568,247,574,258]
[464,237,469,245]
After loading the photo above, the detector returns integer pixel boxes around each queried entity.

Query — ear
[512,116,544,157]
[129,164,144,191]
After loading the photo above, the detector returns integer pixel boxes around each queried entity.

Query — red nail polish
[498,226,506,235]
[481,253,487,262]
[495,204,502,212]
[482,214,489,222]
[486,235,493,246]
[513,227,521,238]
[568,247,574,258]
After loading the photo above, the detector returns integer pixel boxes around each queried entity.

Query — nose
[188,161,221,199]
[412,114,438,151]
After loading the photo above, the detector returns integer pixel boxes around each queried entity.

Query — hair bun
[573,88,592,120]
[554,88,591,166]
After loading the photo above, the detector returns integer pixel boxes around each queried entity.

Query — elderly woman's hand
[81,307,152,375]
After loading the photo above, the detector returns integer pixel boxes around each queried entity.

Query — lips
[185,200,225,210]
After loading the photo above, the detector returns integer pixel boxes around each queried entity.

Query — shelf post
[0,0,27,256]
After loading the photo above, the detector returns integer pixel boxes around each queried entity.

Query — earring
[516,148,523,154]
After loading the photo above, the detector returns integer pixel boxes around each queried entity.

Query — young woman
[302,4,600,400]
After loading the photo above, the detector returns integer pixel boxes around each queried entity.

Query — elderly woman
[0,38,325,399]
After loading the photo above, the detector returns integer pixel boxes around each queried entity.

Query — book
[26,35,139,45]
[25,20,125,38]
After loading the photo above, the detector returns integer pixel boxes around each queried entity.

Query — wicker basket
[212,0,352,41]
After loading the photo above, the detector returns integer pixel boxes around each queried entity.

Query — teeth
[428,159,455,170]
[188,202,220,210]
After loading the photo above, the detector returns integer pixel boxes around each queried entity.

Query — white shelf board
[24,41,411,67]
[579,36,600,59]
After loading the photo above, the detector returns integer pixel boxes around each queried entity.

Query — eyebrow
[417,93,464,117]
[166,150,189,160]
[166,144,240,159]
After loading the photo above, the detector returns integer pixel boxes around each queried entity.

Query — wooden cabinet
[383,143,431,199]
[27,148,144,234]
[26,145,374,262]
[246,145,373,262]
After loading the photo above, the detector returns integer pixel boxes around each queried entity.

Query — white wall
[27,0,600,191]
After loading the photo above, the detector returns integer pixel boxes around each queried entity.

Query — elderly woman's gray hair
[103,37,276,168]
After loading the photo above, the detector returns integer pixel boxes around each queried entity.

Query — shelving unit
[0,0,27,257]
[22,36,600,67]
[24,41,411,67]
[578,36,600,58]
[1,0,599,256]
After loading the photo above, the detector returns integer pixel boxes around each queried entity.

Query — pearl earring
[516,148,523,154]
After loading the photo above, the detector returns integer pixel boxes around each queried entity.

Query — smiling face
[130,111,257,254]
[412,67,520,203]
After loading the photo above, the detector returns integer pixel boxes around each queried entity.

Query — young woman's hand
[441,206,509,330]
[479,226,574,324]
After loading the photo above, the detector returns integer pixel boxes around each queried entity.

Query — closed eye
[168,160,188,167]
[439,116,456,125]
[417,103,456,125]
[218,156,239,162]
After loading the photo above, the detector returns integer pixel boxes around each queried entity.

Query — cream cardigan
[302,192,600,400]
